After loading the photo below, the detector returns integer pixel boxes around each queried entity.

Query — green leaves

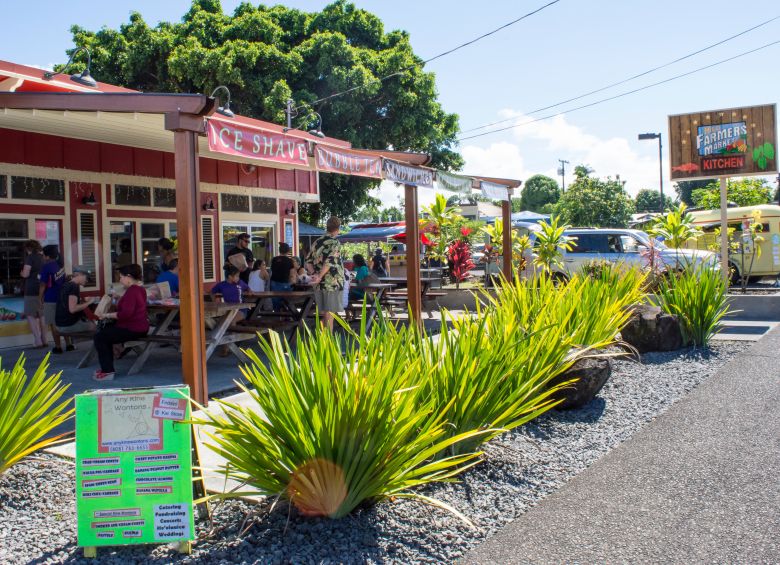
[751,142,775,171]
[656,265,730,346]
[532,217,575,273]
[0,354,74,476]
[691,178,773,209]
[649,202,702,249]
[555,172,635,228]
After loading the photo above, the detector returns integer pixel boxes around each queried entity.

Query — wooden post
[719,177,729,286]
[501,193,512,282]
[404,183,422,326]
[173,129,208,405]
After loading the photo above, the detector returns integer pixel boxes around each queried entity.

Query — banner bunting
[435,170,473,194]
[480,181,509,201]
[383,159,434,188]
[207,118,309,166]
[315,146,383,179]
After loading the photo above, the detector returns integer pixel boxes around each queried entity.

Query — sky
[3,0,780,208]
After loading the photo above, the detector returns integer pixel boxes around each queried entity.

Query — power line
[457,38,780,141]
[460,14,780,134]
[296,0,562,111]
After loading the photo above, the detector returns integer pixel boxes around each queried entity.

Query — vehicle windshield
[635,231,667,249]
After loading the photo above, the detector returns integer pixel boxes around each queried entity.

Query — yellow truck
[685,204,780,284]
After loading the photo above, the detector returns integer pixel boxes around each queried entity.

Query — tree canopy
[555,168,635,227]
[691,177,772,209]
[518,174,560,212]
[674,179,710,206]
[634,189,673,213]
[65,0,462,223]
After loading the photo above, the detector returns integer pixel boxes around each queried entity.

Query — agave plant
[656,265,730,346]
[0,354,74,477]
[193,322,486,521]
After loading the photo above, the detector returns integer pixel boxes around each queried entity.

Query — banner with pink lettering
[315,146,383,179]
[206,118,309,166]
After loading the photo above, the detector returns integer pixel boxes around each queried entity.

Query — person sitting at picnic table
[93,264,149,382]
[211,265,250,319]
[269,242,295,310]
[211,266,251,355]
[248,259,270,293]
[371,248,389,277]
[157,237,176,273]
[307,216,345,331]
[55,265,98,337]
[291,257,311,284]
[40,244,72,354]
[156,258,180,296]
[349,254,370,301]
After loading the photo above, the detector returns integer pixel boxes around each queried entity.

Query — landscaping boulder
[548,357,612,410]
[620,304,685,353]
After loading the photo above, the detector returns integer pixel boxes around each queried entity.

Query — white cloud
[464,110,665,197]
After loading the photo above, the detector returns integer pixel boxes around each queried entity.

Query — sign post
[668,104,778,282]
[75,386,195,557]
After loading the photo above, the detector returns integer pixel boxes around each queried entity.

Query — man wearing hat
[226,232,254,284]
[55,266,98,335]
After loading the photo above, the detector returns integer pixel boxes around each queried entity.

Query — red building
[0,59,349,348]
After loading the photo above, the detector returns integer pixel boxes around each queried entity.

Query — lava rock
[621,304,686,353]
[548,357,612,410]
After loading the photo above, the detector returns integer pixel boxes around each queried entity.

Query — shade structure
[298,221,325,237]
[338,222,406,242]
[511,210,550,222]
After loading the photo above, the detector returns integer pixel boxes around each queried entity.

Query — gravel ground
[0,341,750,564]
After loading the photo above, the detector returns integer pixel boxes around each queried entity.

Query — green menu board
[75,386,195,549]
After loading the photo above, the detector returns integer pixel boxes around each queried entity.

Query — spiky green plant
[193,320,487,522]
[656,265,730,346]
[0,354,74,476]
[417,282,579,456]
[649,203,702,250]
[532,217,575,273]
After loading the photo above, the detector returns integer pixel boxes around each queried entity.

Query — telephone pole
[558,159,570,192]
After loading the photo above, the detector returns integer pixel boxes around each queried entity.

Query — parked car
[522,227,720,280]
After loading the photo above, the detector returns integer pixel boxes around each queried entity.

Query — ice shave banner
[75,386,194,550]
[668,104,777,181]
[207,118,309,166]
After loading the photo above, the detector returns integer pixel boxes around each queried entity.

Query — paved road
[465,328,780,564]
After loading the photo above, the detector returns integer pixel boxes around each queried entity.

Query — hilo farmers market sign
[75,386,194,550]
[668,104,777,181]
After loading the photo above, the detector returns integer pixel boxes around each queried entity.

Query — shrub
[417,277,580,456]
[194,326,486,521]
[0,354,74,476]
[656,266,730,346]
[532,217,575,274]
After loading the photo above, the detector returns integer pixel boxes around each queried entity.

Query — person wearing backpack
[371,248,388,277]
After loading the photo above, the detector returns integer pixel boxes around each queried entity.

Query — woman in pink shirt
[93,263,149,381]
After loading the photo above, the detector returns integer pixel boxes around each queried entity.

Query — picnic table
[240,290,316,341]
[76,300,259,375]
[378,277,447,318]
[346,282,397,332]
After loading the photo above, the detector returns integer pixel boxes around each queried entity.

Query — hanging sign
[207,118,309,166]
[383,160,434,188]
[315,146,383,179]
[480,181,509,201]
[75,386,195,550]
[668,104,777,181]
[436,171,473,194]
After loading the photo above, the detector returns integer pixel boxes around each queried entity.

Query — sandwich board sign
[75,385,194,555]
[668,104,777,181]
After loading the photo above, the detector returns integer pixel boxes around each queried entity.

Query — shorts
[56,319,96,334]
[23,296,42,317]
[43,302,58,325]
[315,288,343,314]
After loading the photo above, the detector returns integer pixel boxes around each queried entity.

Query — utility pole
[558,159,570,192]
[638,132,664,212]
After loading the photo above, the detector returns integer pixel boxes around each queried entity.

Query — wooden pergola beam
[0,92,215,115]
